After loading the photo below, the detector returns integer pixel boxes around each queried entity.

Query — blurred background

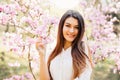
[0,0,120,80]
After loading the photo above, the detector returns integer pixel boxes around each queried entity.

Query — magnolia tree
[0,0,120,80]
[0,0,58,80]
[79,0,120,74]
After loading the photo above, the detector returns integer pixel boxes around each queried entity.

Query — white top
[49,46,92,80]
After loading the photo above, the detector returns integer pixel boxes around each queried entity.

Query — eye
[75,26,79,29]
[65,24,70,27]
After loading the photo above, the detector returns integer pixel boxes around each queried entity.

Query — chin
[67,39,74,42]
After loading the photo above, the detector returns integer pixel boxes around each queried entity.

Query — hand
[36,37,46,56]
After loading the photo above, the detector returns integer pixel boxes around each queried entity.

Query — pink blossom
[25,37,36,45]
[21,6,27,12]
[24,73,33,80]
[4,73,31,80]
[0,6,3,12]
[79,1,87,7]
[1,14,10,24]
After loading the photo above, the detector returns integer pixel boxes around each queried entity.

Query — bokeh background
[0,0,120,80]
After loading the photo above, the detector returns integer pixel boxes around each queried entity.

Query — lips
[67,34,75,38]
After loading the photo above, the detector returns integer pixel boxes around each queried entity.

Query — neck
[64,41,72,50]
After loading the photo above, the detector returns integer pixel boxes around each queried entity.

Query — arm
[36,38,50,80]
[39,53,50,80]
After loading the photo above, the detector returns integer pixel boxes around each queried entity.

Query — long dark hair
[47,10,90,79]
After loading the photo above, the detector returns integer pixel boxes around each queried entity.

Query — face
[63,17,79,44]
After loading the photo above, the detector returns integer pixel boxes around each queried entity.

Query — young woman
[36,10,93,80]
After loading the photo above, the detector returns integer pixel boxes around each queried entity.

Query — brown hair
[47,10,90,79]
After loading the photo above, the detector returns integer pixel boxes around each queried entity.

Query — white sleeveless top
[49,47,92,80]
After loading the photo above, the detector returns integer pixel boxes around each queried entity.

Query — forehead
[64,17,78,25]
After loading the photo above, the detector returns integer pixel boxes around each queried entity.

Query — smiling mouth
[67,34,75,38]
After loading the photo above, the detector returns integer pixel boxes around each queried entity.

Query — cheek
[63,26,67,33]
[62,27,65,36]
[75,29,79,35]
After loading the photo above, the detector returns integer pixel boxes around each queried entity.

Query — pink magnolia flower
[25,37,36,45]
[0,6,3,12]
[24,73,33,80]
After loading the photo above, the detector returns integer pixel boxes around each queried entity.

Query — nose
[69,28,74,33]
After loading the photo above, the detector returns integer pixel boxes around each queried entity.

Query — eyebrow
[65,22,78,26]
[64,22,70,24]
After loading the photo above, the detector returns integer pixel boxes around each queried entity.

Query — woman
[36,10,93,80]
